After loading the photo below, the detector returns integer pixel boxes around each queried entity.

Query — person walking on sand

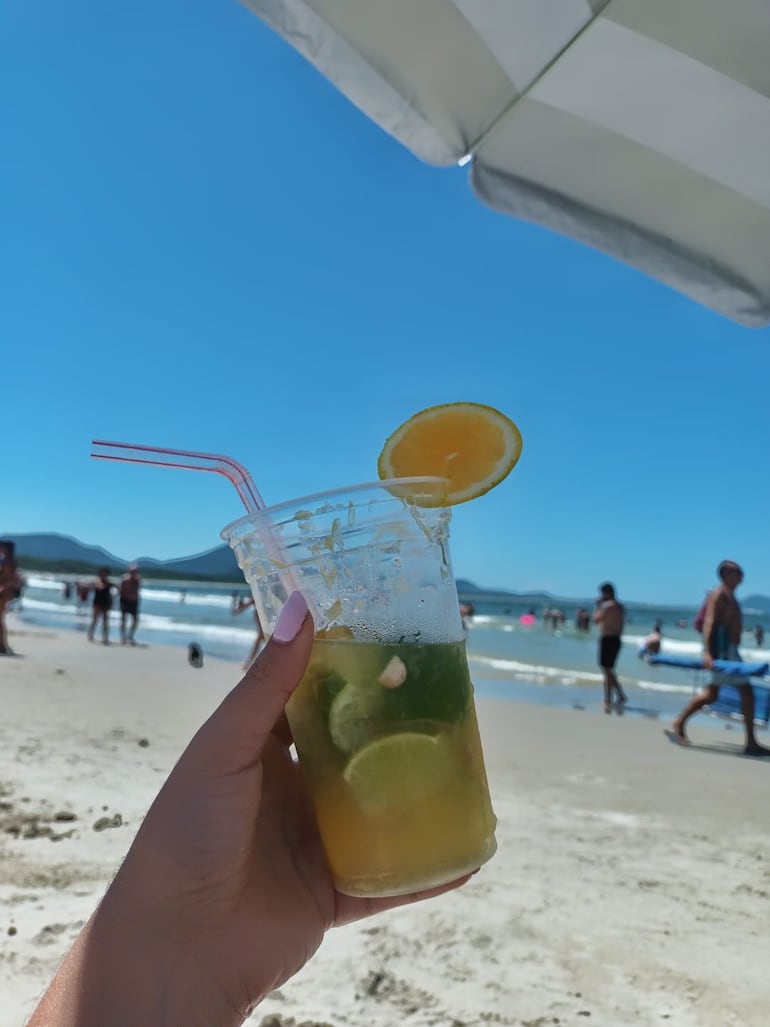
[119,564,141,645]
[671,561,769,756]
[88,567,116,645]
[593,582,627,712]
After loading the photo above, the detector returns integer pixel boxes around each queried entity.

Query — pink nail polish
[273,591,309,643]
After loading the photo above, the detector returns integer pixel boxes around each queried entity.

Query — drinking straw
[91,440,266,514]
[90,440,302,615]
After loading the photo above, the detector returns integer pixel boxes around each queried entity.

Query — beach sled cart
[643,654,770,727]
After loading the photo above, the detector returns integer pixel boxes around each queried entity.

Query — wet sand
[2,618,769,1026]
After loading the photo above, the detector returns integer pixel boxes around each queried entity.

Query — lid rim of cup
[220,476,450,540]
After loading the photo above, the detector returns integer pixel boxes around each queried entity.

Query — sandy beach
[2,616,769,1027]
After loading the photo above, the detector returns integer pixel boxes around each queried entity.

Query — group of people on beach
[17,555,770,1025]
[503,565,768,758]
[598,561,769,757]
[62,564,142,646]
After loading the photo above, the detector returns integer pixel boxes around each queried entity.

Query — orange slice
[377,402,523,506]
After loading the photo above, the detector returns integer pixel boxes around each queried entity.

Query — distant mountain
[135,547,241,581]
[456,578,579,606]
[7,535,770,608]
[457,579,770,615]
[2,532,241,582]
[4,533,124,566]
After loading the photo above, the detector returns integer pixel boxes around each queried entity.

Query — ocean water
[13,575,257,665]
[11,575,770,732]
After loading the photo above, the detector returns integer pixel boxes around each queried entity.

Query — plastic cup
[221,478,497,897]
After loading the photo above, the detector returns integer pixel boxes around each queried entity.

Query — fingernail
[273,591,309,644]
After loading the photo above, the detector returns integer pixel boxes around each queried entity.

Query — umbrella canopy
[240,0,770,326]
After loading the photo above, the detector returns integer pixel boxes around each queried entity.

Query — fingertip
[273,591,311,645]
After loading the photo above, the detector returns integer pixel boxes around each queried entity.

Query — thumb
[194,592,314,770]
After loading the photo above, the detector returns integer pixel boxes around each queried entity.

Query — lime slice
[342,732,452,812]
[377,401,523,507]
[328,682,386,754]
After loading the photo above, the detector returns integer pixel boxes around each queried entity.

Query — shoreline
[11,608,763,736]
[3,627,770,1025]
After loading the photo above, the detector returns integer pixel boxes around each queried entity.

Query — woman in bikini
[88,567,116,644]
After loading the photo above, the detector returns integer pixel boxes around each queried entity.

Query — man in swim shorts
[593,582,627,712]
[119,564,141,645]
[672,561,768,756]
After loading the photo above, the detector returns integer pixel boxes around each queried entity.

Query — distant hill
[457,579,770,615]
[2,532,241,582]
[6,535,770,609]
[135,547,241,581]
[456,578,582,606]
[5,533,124,567]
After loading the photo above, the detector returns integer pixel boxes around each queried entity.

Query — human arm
[28,591,472,1027]
[232,595,255,616]
[0,568,21,604]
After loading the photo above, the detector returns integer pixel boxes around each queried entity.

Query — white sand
[2,618,769,1027]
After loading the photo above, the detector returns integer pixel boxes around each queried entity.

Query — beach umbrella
[239,1,770,327]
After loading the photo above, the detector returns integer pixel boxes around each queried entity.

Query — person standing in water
[593,582,627,712]
[641,621,663,656]
[119,564,141,645]
[88,567,116,645]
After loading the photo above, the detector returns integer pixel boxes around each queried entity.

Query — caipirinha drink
[222,476,499,896]
[223,402,523,897]
[287,636,496,895]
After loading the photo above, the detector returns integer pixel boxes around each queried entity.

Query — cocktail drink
[290,635,495,895]
[221,478,497,897]
[93,405,519,896]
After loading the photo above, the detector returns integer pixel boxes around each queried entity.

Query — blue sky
[3,0,770,605]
